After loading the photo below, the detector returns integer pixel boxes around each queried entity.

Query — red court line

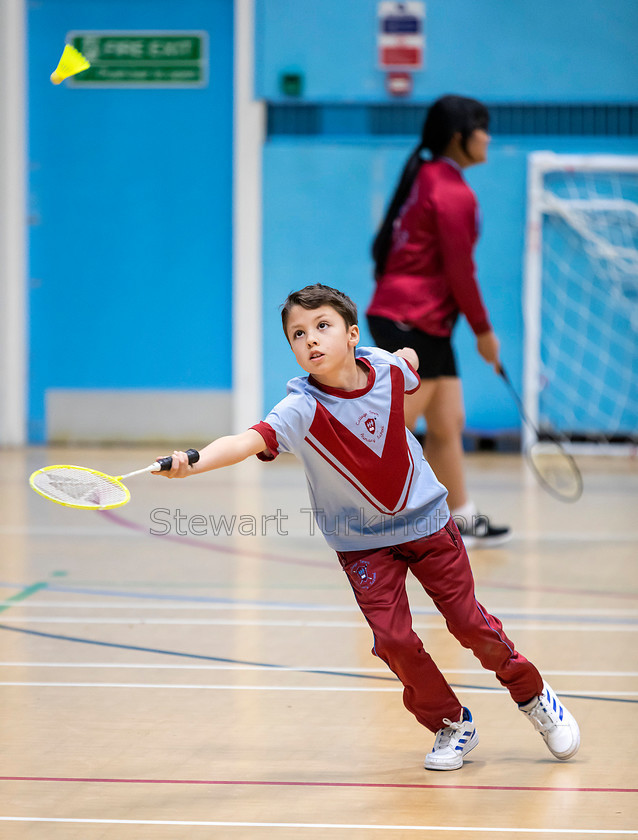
[0,777,635,794]
[101,511,638,600]
[100,510,332,569]
[475,578,638,601]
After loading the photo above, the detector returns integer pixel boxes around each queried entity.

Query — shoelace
[526,696,559,733]
[434,718,464,749]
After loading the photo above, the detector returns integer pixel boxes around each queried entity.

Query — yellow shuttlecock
[50,45,91,85]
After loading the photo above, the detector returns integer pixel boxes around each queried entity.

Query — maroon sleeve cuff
[403,358,421,393]
[469,317,492,336]
[250,421,280,461]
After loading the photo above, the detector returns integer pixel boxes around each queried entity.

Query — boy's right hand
[153,450,197,478]
[152,432,265,477]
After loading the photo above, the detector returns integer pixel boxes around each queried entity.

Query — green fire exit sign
[67,31,208,88]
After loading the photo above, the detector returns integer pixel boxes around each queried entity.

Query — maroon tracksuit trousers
[337,517,543,733]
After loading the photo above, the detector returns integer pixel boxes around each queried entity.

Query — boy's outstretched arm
[393,347,419,371]
[157,429,268,478]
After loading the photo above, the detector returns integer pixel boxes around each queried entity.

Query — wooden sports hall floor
[1,446,637,839]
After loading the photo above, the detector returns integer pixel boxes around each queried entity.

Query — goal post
[523,152,638,453]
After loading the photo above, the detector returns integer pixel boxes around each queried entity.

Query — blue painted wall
[262,136,638,429]
[28,0,233,441]
[256,0,638,102]
[26,1,638,440]
[257,0,638,430]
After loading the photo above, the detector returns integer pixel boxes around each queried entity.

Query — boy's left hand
[393,347,419,371]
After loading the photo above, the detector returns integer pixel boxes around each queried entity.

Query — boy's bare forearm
[159,429,267,478]
[197,430,267,471]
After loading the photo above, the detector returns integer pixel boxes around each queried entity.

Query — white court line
[0,616,393,627]
[0,682,636,696]
[1,663,637,677]
[0,600,361,611]
[0,682,391,692]
[0,616,635,631]
[2,600,637,618]
[0,818,635,833]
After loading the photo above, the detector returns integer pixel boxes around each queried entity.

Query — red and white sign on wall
[378,1,426,70]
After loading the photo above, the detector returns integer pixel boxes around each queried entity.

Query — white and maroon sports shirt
[251,346,449,551]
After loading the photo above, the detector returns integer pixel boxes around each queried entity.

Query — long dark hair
[372,95,489,278]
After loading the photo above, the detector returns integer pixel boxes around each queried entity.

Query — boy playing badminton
[160,284,580,771]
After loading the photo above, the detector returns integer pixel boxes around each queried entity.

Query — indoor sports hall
[1,1,637,838]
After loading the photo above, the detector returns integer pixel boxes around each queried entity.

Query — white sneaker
[520,682,580,761]
[424,708,479,771]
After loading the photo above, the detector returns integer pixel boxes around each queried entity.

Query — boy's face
[286,304,359,381]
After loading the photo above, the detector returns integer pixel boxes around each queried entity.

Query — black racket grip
[497,363,509,383]
[156,448,200,472]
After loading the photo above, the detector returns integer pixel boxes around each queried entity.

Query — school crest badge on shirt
[355,410,386,448]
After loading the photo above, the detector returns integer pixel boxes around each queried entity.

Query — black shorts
[367,315,458,380]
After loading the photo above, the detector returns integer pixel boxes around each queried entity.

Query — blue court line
[0,580,346,610]
[0,623,635,705]
[44,584,325,611]
[0,580,344,610]
[0,622,396,682]
[1,581,637,625]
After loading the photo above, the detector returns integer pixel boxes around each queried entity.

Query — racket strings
[528,442,583,500]
[31,467,128,508]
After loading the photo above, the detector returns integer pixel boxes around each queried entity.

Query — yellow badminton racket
[29,449,200,510]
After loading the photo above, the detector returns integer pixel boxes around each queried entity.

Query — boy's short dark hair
[281,284,358,337]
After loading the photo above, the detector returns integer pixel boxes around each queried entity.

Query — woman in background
[367,94,510,548]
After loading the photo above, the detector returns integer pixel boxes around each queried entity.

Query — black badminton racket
[498,365,583,502]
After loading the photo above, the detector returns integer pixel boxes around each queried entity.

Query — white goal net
[523,152,638,452]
